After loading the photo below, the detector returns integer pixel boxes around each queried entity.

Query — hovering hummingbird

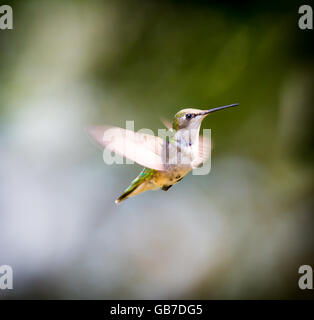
[89,103,239,204]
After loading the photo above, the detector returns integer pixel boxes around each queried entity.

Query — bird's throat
[175,127,200,148]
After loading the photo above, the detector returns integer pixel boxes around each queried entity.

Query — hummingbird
[89,103,239,204]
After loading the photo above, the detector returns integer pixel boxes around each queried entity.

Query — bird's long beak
[198,103,239,116]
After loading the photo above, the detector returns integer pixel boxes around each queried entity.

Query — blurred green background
[0,0,313,299]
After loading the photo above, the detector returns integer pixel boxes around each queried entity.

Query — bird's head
[172,103,239,131]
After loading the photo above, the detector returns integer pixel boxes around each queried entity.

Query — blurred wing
[192,135,212,168]
[160,118,173,130]
[88,126,167,171]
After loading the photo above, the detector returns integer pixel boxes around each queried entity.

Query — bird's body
[89,104,238,204]
[115,162,192,204]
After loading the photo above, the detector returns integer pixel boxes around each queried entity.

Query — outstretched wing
[191,135,212,168]
[88,126,168,171]
[160,117,173,130]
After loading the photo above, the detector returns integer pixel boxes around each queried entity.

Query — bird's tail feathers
[115,179,146,204]
[115,188,136,204]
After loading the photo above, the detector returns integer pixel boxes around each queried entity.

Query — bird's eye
[186,113,192,120]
